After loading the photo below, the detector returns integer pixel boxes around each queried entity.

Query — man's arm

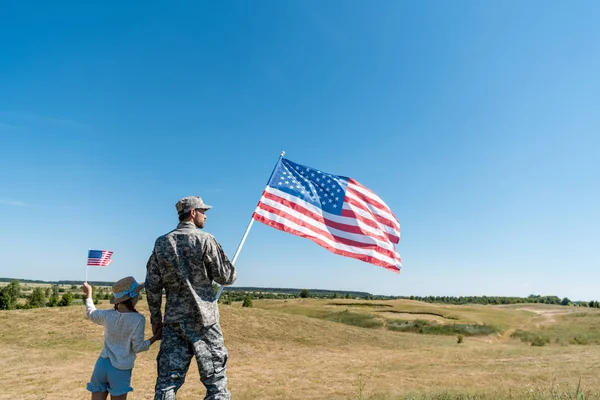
[204,237,237,286]
[145,250,164,331]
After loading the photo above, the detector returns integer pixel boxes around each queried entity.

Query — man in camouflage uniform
[145,196,237,400]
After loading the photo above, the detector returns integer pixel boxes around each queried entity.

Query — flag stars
[272,159,348,215]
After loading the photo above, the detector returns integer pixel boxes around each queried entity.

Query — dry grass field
[1,297,599,399]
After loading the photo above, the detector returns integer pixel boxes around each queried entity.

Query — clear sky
[1,1,599,300]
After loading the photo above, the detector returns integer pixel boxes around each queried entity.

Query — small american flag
[252,158,402,273]
[87,250,114,267]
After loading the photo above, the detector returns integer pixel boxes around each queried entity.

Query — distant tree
[561,297,571,306]
[46,292,59,307]
[345,293,352,299]
[300,289,310,298]
[92,285,102,304]
[70,285,78,290]
[332,293,338,299]
[242,295,253,308]
[28,287,46,308]
[58,292,73,307]
[0,292,11,310]
[221,294,232,305]
[0,280,21,310]
[46,285,60,307]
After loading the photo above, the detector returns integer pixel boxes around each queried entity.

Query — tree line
[2,279,599,309]
[0,280,114,310]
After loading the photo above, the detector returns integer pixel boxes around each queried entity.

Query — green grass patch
[386,319,498,336]
[322,310,384,328]
[510,310,600,346]
[377,309,458,319]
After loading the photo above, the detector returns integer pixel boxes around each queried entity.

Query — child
[83,276,161,400]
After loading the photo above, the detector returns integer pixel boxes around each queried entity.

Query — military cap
[176,196,212,215]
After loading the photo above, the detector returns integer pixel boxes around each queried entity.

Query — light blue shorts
[87,357,133,396]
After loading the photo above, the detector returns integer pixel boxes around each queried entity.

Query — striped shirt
[85,298,151,370]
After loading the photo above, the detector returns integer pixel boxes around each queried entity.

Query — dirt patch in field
[515,307,575,325]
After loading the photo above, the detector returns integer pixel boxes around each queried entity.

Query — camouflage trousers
[154,322,230,400]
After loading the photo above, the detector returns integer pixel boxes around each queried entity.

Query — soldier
[145,196,237,400]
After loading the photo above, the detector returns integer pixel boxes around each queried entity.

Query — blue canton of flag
[268,159,349,215]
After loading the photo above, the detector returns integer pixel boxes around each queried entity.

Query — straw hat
[110,276,144,304]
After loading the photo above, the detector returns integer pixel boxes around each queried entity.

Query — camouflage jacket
[145,221,237,327]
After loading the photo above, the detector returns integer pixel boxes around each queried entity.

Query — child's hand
[82,282,93,298]
[150,327,163,345]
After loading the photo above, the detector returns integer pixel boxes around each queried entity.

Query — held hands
[150,323,163,345]
[152,322,163,336]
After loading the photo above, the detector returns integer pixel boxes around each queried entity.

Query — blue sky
[1,1,599,300]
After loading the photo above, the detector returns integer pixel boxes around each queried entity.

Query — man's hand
[82,282,93,299]
[152,322,163,336]
[150,327,163,345]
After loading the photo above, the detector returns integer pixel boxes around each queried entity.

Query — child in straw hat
[83,276,162,400]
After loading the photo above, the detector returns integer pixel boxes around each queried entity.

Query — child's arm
[83,282,105,325]
[131,317,162,353]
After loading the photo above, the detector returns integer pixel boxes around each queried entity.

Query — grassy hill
[1,298,599,399]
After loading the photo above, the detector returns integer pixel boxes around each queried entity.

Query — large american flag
[252,158,402,273]
[87,250,114,267]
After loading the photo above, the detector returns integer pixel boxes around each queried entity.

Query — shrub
[572,336,590,345]
[0,280,21,310]
[46,293,59,307]
[457,334,464,344]
[28,287,46,308]
[58,292,73,307]
[242,295,253,308]
[531,336,549,346]
[221,295,232,305]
